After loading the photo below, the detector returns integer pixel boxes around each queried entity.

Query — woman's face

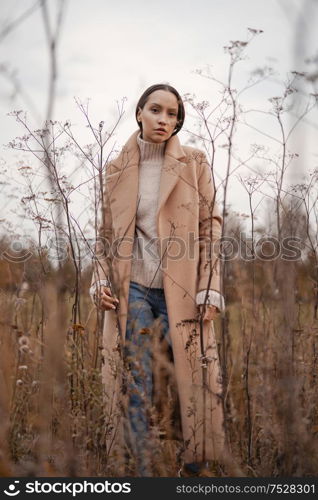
[137,90,179,143]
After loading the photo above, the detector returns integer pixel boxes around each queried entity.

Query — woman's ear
[136,107,142,123]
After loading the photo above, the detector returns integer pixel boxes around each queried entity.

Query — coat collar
[109,129,187,218]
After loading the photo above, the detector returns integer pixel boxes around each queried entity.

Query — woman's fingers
[95,286,119,311]
[198,304,219,321]
[204,308,217,321]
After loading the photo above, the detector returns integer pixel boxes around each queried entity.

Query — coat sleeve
[90,163,114,289]
[196,151,223,297]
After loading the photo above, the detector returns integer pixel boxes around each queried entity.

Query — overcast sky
[1,0,318,242]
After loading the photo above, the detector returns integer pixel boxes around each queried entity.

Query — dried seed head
[18,335,29,346]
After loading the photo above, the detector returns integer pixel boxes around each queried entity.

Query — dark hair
[135,83,185,137]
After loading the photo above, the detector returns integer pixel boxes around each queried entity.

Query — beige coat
[92,129,225,467]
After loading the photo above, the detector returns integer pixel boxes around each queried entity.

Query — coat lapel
[108,129,187,228]
[157,131,187,216]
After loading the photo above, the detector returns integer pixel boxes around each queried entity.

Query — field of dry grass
[1,248,318,477]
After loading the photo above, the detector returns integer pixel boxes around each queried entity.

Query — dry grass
[1,251,318,477]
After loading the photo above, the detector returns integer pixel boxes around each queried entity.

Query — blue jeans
[124,281,171,476]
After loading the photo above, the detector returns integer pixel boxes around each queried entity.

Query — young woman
[90,83,226,476]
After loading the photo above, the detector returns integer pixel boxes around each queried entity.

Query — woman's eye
[151,108,176,117]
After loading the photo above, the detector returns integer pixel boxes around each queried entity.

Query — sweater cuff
[89,279,112,304]
[196,289,225,312]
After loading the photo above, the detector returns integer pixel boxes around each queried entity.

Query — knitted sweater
[129,132,165,288]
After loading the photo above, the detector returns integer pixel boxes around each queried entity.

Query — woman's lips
[154,130,166,134]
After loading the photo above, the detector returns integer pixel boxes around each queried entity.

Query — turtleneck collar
[137,131,166,163]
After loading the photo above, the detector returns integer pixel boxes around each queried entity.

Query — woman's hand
[94,285,119,311]
[198,304,219,321]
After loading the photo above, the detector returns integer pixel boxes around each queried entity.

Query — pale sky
[0,0,318,245]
